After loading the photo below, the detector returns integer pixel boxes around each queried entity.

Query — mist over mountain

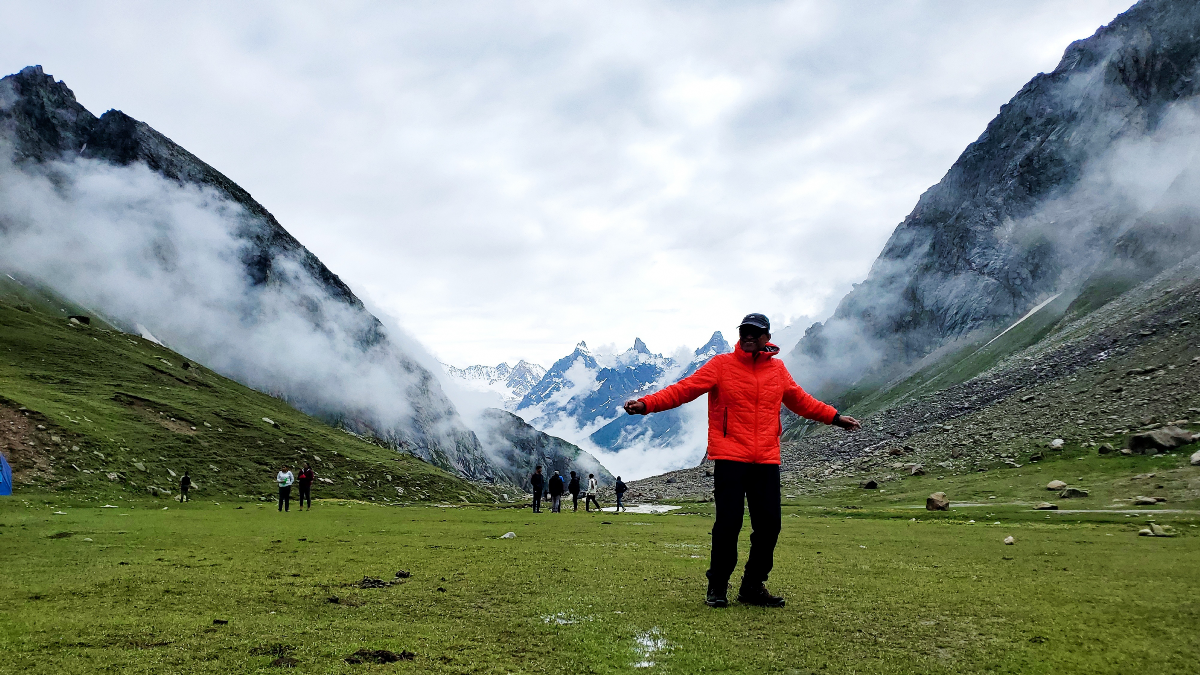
[789,0,1200,406]
[0,66,504,481]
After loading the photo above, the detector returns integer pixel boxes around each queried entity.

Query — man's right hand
[623,399,647,415]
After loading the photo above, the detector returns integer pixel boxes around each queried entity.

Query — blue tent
[0,452,12,496]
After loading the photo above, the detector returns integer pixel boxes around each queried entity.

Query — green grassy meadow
[2,494,1197,674]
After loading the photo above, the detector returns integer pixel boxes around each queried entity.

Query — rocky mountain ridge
[790,0,1200,407]
[443,360,547,409]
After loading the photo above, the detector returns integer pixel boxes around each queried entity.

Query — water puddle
[600,504,681,514]
[633,627,668,668]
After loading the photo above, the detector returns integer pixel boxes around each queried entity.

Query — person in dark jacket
[179,471,191,503]
[614,476,628,513]
[568,471,581,512]
[530,466,545,513]
[548,470,565,513]
[297,463,316,511]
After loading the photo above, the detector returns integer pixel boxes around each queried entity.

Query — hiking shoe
[737,583,785,607]
[705,581,729,608]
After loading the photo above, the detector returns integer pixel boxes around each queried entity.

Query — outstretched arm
[781,370,860,431]
[623,360,720,415]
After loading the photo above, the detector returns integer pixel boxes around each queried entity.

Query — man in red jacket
[624,313,860,608]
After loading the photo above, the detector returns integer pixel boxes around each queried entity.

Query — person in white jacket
[276,465,294,512]
[585,473,601,512]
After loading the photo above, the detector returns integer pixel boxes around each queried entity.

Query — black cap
[738,313,770,332]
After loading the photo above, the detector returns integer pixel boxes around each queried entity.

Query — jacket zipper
[723,408,728,437]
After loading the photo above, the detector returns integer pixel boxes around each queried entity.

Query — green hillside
[0,286,493,504]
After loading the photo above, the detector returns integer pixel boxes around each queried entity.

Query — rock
[1128,426,1196,454]
[500,532,516,539]
[910,465,926,476]
[1133,496,1159,506]
[1191,449,1200,466]
[665,477,676,484]
[357,577,389,589]
[950,448,964,459]
[133,462,146,472]
[1003,536,1014,545]
[1021,395,1036,402]
[1120,449,1133,456]
[860,479,879,489]
[1149,523,1176,537]
[1050,439,1064,450]
[1046,480,1067,490]
[926,492,950,511]
[1138,528,1154,536]
[1097,443,1114,455]
[1034,502,1058,510]
[1029,452,1043,462]
[395,570,411,579]
[1132,473,1156,480]
[1059,487,1088,498]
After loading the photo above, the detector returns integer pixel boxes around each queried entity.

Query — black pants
[571,492,579,511]
[532,491,543,512]
[179,487,189,502]
[278,486,291,512]
[585,495,600,511]
[707,460,781,589]
[298,483,311,508]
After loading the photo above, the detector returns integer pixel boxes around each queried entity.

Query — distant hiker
[530,465,545,513]
[624,313,860,609]
[548,470,565,513]
[297,463,316,511]
[614,476,627,513]
[568,471,581,512]
[277,465,294,513]
[585,473,601,512]
[178,471,191,503]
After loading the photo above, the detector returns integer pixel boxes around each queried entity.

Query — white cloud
[0,0,1135,370]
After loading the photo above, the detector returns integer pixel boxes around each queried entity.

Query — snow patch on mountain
[442,359,546,410]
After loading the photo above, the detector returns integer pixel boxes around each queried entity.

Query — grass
[0,293,491,504]
[1,493,1197,674]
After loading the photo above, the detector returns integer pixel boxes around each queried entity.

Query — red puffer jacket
[637,343,836,464]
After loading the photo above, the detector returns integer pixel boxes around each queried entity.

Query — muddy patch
[0,398,61,482]
[345,649,413,664]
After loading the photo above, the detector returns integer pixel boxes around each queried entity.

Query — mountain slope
[474,409,614,491]
[0,285,492,503]
[0,66,494,478]
[790,0,1200,404]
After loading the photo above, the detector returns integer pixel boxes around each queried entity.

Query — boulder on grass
[910,465,926,476]
[1003,536,1015,545]
[1046,480,1067,490]
[1128,426,1196,454]
[1050,439,1065,450]
[1149,523,1176,537]
[1059,487,1088,498]
[859,479,879,490]
[1191,449,1200,466]
[1098,443,1114,455]
[1034,502,1058,510]
[1133,496,1159,506]
[926,492,950,511]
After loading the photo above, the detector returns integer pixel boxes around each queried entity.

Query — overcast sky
[1,0,1133,368]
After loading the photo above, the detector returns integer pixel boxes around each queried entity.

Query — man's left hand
[834,414,861,431]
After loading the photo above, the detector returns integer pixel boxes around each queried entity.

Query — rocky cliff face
[791,0,1200,399]
[0,66,495,479]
